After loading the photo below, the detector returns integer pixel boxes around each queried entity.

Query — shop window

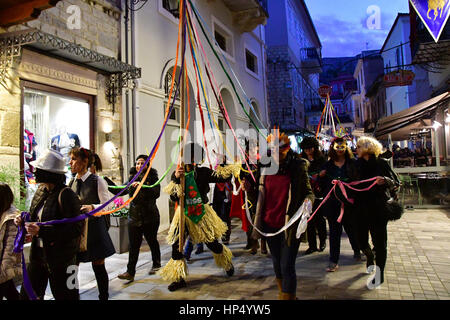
[245,49,258,74]
[23,84,93,188]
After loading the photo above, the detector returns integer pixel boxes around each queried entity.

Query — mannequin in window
[24,129,37,183]
[51,126,81,157]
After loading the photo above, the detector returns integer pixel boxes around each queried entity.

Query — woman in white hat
[15,149,83,300]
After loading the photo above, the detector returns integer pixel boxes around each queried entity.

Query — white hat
[30,149,67,174]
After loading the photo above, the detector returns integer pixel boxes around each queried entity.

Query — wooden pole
[178,0,186,253]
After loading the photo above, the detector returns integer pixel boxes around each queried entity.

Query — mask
[333,141,347,152]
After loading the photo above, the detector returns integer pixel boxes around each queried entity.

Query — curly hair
[356,136,383,157]
[328,137,354,162]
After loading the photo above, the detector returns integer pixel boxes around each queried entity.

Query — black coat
[354,155,400,221]
[126,168,161,227]
[29,184,82,266]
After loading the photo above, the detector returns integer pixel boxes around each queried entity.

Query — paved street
[42,208,450,300]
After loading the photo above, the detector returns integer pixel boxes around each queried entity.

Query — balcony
[220,0,268,32]
[301,47,322,74]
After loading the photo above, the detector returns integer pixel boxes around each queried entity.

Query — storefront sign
[318,85,332,98]
[383,70,416,87]
[410,0,450,42]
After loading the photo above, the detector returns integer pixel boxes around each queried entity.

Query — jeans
[183,237,204,258]
[306,201,327,249]
[325,201,360,264]
[265,230,301,294]
[357,212,388,275]
[127,219,161,276]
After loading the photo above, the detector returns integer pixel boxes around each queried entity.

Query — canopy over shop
[374,92,450,208]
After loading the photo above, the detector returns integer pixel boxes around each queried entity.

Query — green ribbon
[187,0,266,139]
[184,170,205,224]
[108,134,182,190]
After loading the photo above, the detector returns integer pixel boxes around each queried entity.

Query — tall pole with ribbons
[178,0,186,253]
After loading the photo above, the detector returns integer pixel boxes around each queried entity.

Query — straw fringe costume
[159,164,239,284]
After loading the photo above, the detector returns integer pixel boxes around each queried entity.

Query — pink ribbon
[307,176,381,224]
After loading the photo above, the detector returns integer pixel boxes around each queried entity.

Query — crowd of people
[0,134,401,300]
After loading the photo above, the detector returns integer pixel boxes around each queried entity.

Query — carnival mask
[333,141,347,152]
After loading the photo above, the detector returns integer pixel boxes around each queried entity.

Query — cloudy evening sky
[304,0,411,57]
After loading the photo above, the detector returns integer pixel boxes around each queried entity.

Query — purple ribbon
[14,32,187,300]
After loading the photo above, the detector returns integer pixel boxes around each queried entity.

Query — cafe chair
[399,174,423,206]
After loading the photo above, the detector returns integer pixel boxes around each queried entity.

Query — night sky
[304,0,411,57]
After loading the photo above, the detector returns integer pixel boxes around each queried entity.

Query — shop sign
[383,70,416,87]
[410,0,450,42]
[318,85,332,98]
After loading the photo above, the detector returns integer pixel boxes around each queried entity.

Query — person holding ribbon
[354,136,400,287]
[319,137,361,272]
[0,183,21,300]
[160,142,239,292]
[118,154,161,282]
[300,136,327,255]
[250,131,314,300]
[15,149,82,300]
[68,147,115,300]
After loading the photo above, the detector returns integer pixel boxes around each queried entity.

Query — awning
[374,92,450,141]
[0,28,141,79]
[0,28,140,106]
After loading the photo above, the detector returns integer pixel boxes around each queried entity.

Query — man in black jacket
[118,155,161,282]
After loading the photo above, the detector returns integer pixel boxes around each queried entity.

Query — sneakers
[148,264,161,275]
[304,247,318,255]
[226,264,235,277]
[326,263,339,272]
[168,279,187,292]
[118,272,134,282]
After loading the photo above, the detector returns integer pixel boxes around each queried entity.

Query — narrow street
[40,208,450,300]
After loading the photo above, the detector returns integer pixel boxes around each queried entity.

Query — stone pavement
[42,208,450,300]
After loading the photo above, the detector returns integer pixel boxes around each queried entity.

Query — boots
[279,292,297,300]
[276,278,282,300]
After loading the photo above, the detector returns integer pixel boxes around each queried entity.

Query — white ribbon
[231,176,242,196]
[244,192,312,238]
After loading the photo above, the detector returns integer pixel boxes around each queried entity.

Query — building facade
[0,0,140,252]
[130,0,269,229]
[352,50,384,131]
[265,0,323,132]
[381,13,432,116]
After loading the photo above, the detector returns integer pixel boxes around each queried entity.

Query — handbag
[385,197,404,221]
[58,187,88,252]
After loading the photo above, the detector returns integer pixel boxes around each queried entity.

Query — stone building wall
[0,0,124,182]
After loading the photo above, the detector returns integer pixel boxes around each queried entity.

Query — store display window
[22,82,94,197]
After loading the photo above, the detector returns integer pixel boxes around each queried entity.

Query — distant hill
[320,57,358,85]
[320,50,381,85]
